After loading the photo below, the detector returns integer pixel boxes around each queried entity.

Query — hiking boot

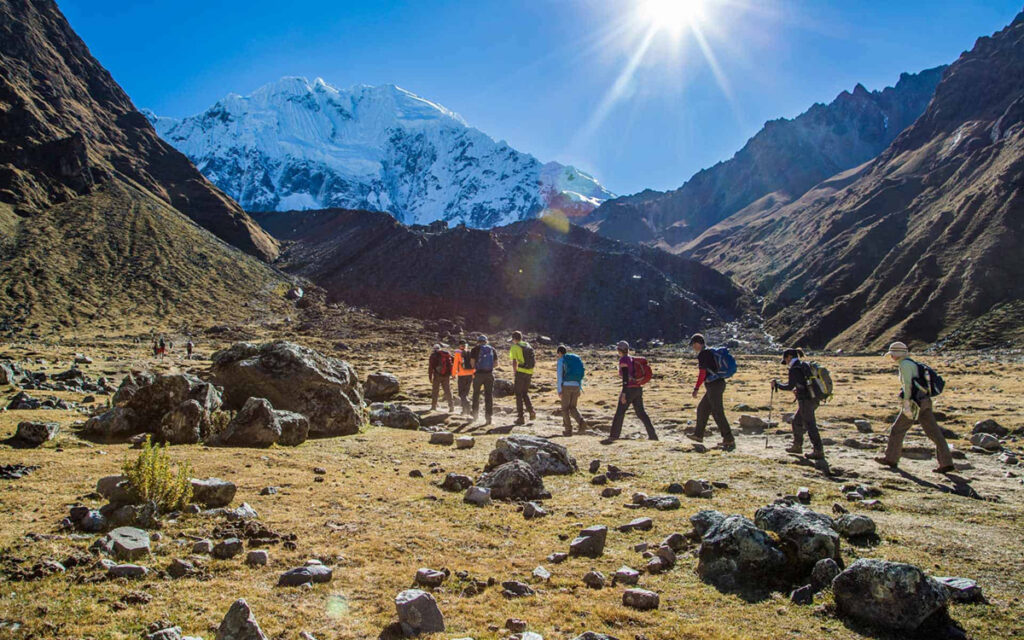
[785,445,803,455]
[529,411,537,422]
[483,419,492,427]
[721,441,736,452]
[563,429,573,437]
[873,457,898,469]
[648,435,659,441]
[600,437,618,445]
[514,418,526,426]
[805,449,825,460]
[933,464,956,474]
[685,433,704,444]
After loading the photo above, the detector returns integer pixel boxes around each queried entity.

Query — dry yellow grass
[1,326,1022,640]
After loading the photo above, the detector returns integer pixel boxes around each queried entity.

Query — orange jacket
[452,349,475,377]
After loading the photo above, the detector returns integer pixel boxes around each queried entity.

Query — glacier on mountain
[145,77,614,227]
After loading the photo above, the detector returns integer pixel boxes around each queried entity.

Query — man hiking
[470,335,497,426]
[685,333,735,451]
[509,331,536,426]
[606,341,658,443]
[428,344,455,413]
[452,339,475,415]
[186,339,194,360]
[556,345,588,436]
[772,348,825,460]
[874,342,955,474]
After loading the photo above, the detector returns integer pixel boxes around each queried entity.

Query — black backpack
[915,361,945,398]
[519,343,536,370]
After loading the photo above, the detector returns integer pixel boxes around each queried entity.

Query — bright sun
[637,0,705,37]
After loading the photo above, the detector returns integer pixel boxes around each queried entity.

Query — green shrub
[207,409,235,439]
[121,435,193,511]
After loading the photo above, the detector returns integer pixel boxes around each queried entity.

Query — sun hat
[616,340,630,351]
[885,341,909,357]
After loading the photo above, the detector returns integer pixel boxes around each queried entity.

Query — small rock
[811,558,841,590]
[934,576,985,604]
[463,486,491,506]
[455,436,475,449]
[600,487,622,498]
[618,517,653,532]
[245,550,269,567]
[415,568,446,588]
[583,570,606,589]
[108,564,148,579]
[569,525,607,558]
[796,487,812,504]
[216,598,268,640]
[532,566,551,581]
[853,419,873,433]
[501,580,535,598]
[192,539,213,555]
[588,460,601,474]
[167,558,195,579]
[970,432,1001,451]
[622,588,659,611]
[523,502,548,519]
[835,513,876,538]
[278,564,333,587]
[613,566,640,585]
[790,584,815,605]
[683,479,712,498]
[429,431,455,446]
[213,538,243,560]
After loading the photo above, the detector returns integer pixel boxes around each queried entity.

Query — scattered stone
[259,486,279,495]
[364,372,400,402]
[853,419,873,434]
[370,403,421,429]
[476,460,546,500]
[167,558,196,579]
[683,479,713,499]
[440,473,473,492]
[408,470,423,479]
[276,411,310,447]
[796,487,812,504]
[834,560,949,632]
[590,474,607,485]
[618,517,653,533]
[501,581,535,598]
[642,495,681,510]
[583,570,606,589]
[532,566,551,581]
[665,482,684,494]
[738,415,768,434]
[834,513,876,538]
[934,577,985,604]
[506,618,528,633]
[99,527,151,561]
[569,525,607,558]
[215,598,268,640]
[245,551,269,567]
[213,538,244,560]
[622,588,660,611]
[571,634,621,640]
[970,432,1001,451]
[278,564,333,587]
[455,436,475,449]
[690,510,726,538]
[485,435,578,476]
[811,558,841,590]
[613,566,640,585]
[547,552,568,564]
[790,584,815,605]
[415,568,447,588]
[107,564,148,579]
[972,419,1008,438]
[13,421,59,446]
[463,486,491,506]
[600,487,622,498]
[429,431,455,446]
[523,502,548,519]
[696,515,786,591]
[588,460,601,474]
[192,539,213,555]
[190,478,237,508]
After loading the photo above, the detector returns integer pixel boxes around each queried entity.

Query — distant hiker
[556,345,588,436]
[606,341,658,443]
[509,331,536,425]
[772,348,825,460]
[874,342,955,474]
[428,344,455,413]
[152,340,159,358]
[452,339,475,414]
[158,337,167,358]
[470,335,498,425]
[685,333,735,451]
[186,339,194,360]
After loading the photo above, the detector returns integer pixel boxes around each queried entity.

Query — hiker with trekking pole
[772,348,827,460]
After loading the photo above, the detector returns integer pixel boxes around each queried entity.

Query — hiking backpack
[802,361,834,403]
[561,353,585,383]
[914,361,945,398]
[518,343,536,370]
[434,350,453,376]
[475,345,495,372]
[630,357,653,386]
[707,347,738,381]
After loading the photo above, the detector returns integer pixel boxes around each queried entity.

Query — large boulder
[95,372,221,443]
[696,515,786,592]
[210,341,363,438]
[83,407,140,441]
[754,503,840,576]
[364,371,400,401]
[485,435,578,476]
[216,599,268,640]
[14,421,59,446]
[833,559,949,632]
[157,400,205,445]
[210,398,281,447]
[276,410,309,446]
[0,362,14,385]
[476,460,546,500]
[370,403,420,430]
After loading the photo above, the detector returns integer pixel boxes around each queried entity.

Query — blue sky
[59,0,1021,195]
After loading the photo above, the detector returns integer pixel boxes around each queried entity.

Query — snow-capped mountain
[145,77,614,227]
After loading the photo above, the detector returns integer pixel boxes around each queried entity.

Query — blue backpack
[475,345,495,372]
[707,347,737,381]
[561,353,585,383]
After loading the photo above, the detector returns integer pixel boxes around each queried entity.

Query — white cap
[884,341,909,357]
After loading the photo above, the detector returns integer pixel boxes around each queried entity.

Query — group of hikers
[151,336,195,360]
[427,333,957,475]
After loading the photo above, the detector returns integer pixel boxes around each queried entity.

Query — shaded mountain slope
[686,13,1024,351]
[585,67,945,248]
[0,0,278,261]
[256,210,750,343]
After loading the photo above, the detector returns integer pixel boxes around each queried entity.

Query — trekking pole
[767,384,775,449]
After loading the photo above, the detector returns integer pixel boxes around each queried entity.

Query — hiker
[556,345,588,436]
[152,339,159,358]
[772,348,825,460]
[428,344,455,412]
[509,331,536,425]
[470,335,497,425]
[186,339,194,360]
[874,342,955,474]
[158,337,167,358]
[452,339,475,414]
[607,341,658,442]
[685,333,735,451]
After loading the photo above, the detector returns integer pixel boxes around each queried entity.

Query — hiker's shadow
[889,468,983,499]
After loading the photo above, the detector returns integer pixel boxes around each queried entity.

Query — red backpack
[630,357,653,386]
[434,350,453,376]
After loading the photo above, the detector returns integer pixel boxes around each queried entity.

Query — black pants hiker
[457,375,473,414]
[792,397,823,451]
[610,387,657,440]
[695,378,733,442]
[472,371,494,421]
[514,371,534,420]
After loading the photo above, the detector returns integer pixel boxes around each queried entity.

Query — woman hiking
[772,348,825,460]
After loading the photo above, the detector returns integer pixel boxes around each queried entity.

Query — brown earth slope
[0,0,278,261]
[584,67,944,248]
[685,13,1024,351]
[257,209,751,343]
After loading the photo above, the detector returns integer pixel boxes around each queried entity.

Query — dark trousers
[695,378,733,442]
[561,386,586,433]
[792,396,823,450]
[457,375,473,413]
[883,396,953,468]
[472,371,494,421]
[610,387,657,439]
[431,376,453,411]
[514,371,534,419]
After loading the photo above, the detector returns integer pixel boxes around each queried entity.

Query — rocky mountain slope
[585,67,945,247]
[256,209,749,343]
[685,12,1024,351]
[147,78,615,227]
[0,0,287,330]
[0,0,277,261]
